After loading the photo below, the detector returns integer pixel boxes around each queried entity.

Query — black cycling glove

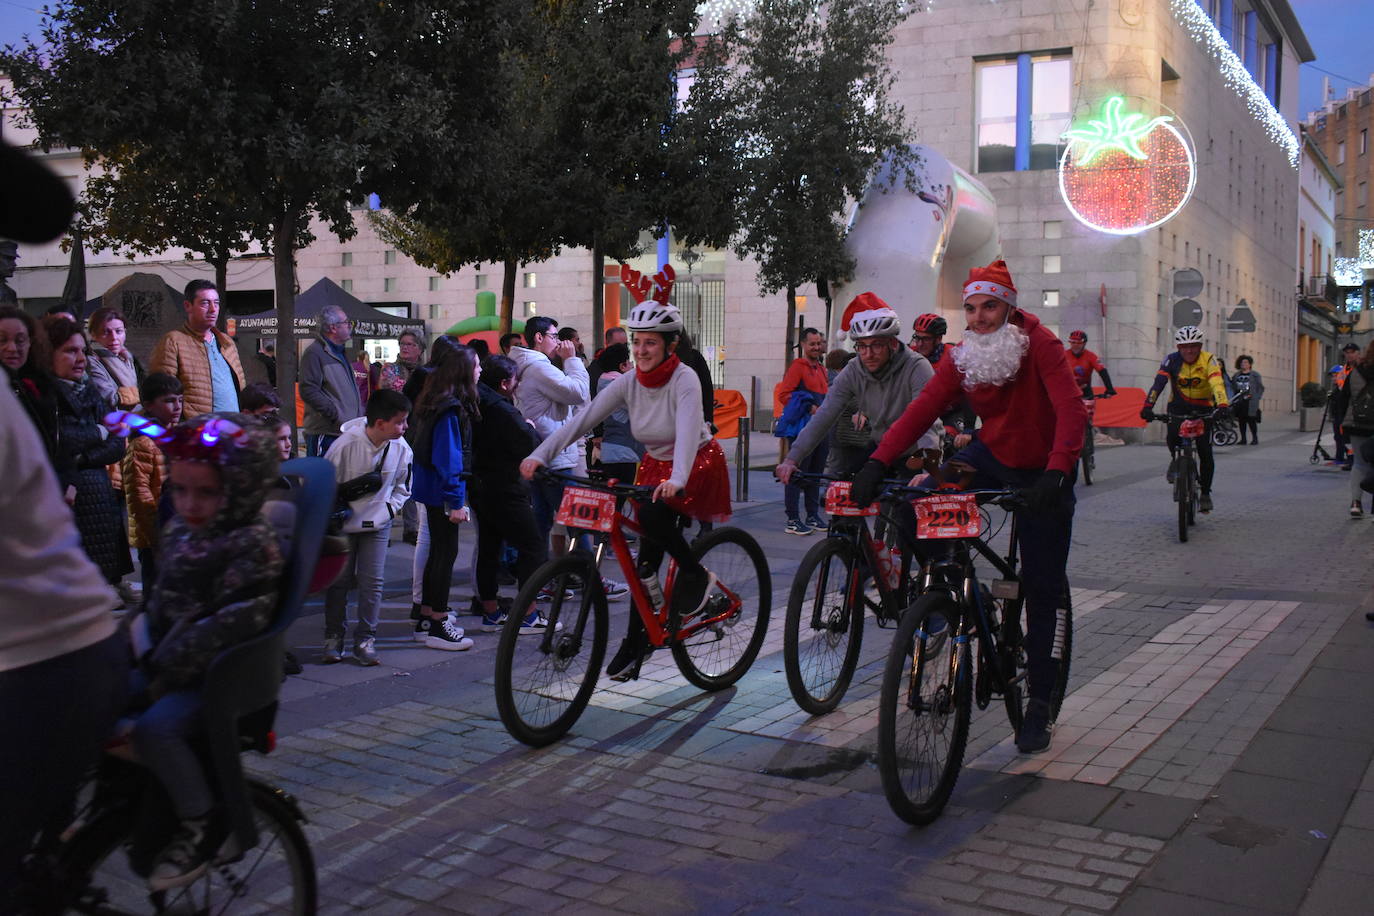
[1022,469,1068,515]
[850,458,888,509]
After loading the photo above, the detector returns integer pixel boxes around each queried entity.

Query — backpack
[1349,368,1374,436]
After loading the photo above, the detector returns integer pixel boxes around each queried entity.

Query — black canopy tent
[234,277,425,341]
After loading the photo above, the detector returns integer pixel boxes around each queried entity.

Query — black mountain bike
[782,472,925,715]
[877,486,1072,825]
[1147,409,1217,542]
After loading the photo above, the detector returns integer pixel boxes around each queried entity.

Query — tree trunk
[591,242,604,351]
[784,284,798,370]
[499,257,518,338]
[273,209,301,435]
[209,255,228,295]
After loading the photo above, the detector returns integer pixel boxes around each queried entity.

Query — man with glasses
[151,279,245,417]
[300,305,364,457]
[776,293,940,484]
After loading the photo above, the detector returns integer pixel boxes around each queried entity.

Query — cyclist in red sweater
[1064,331,1117,400]
[852,259,1085,754]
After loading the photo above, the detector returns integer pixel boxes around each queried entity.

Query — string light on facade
[1333,229,1374,288]
[1058,96,1197,235]
[1169,0,1299,167]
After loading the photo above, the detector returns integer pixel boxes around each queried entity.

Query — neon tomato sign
[1058,96,1196,236]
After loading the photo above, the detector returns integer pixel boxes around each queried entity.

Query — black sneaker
[670,567,718,622]
[805,515,828,531]
[606,634,649,681]
[148,813,229,891]
[1199,492,1213,513]
[1016,699,1053,754]
[413,617,430,643]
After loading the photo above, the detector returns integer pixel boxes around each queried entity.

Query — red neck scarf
[636,354,681,389]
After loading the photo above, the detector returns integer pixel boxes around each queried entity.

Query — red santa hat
[838,291,892,331]
[963,259,1018,308]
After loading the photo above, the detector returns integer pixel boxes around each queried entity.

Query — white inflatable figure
[835,144,1001,340]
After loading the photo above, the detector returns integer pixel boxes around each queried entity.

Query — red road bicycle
[493,470,771,747]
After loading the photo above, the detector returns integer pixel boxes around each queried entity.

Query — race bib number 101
[554,486,617,532]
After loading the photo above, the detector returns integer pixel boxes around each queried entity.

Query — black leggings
[621,498,705,644]
[422,504,461,610]
[1167,420,1215,492]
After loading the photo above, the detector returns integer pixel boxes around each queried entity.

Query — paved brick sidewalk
[257,415,1374,913]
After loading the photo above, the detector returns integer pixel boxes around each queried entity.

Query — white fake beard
[951,319,1029,390]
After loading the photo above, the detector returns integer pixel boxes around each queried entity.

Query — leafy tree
[696,0,918,365]
[3,0,494,414]
[375,0,733,341]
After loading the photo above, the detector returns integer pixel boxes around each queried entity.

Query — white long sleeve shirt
[530,364,711,489]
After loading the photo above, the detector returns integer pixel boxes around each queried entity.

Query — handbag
[330,443,389,531]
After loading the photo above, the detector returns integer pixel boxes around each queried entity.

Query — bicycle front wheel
[784,537,865,715]
[494,555,607,747]
[63,780,317,914]
[877,594,970,826]
[672,526,771,691]
[1176,461,1190,542]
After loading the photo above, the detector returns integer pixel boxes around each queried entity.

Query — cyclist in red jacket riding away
[851,260,1086,755]
[1064,331,1117,400]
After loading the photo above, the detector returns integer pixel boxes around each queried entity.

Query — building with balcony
[1296,125,1346,391]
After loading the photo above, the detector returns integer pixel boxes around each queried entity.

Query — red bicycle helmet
[1068,330,1088,344]
[912,313,947,336]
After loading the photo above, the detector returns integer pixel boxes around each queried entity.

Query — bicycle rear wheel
[999,601,1074,729]
[63,780,316,914]
[672,526,771,691]
[494,555,607,747]
[783,537,865,715]
[877,594,970,825]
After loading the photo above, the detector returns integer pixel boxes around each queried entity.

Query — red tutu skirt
[636,439,732,523]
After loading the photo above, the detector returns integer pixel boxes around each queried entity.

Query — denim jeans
[784,436,829,520]
[325,527,390,640]
[129,669,212,820]
[410,508,430,606]
[305,433,338,458]
[530,473,593,553]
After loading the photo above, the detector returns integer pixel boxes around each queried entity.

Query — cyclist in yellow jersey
[1139,325,1230,512]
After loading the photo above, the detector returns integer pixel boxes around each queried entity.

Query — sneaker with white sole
[321,635,343,664]
[601,577,629,600]
[353,637,379,666]
[537,583,573,602]
[785,519,812,536]
[805,515,828,531]
[413,618,431,643]
[424,616,474,651]
[148,813,229,892]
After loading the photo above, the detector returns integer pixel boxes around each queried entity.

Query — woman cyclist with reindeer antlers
[520,264,731,680]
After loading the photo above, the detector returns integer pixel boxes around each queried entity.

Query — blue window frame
[975,52,1072,173]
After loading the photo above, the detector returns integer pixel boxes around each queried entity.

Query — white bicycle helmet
[626,301,683,334]
[848,307,902,341]
[1174,325,1204,345]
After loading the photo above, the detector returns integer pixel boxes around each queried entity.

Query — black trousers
[1167,419,1215,492]
[471,482,548,601]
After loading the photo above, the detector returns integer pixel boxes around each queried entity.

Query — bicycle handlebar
[534,466,655,499]
[788,470,1024,510]
[1144,408,1226,423]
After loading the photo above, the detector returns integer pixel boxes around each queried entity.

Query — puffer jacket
[300,336,364,437]
[52,377,132,583]
[142,412,283,696]
[149,324,245,417]
[122,434,165,549]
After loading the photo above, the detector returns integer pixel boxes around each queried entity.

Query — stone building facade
[4,0,1317,414]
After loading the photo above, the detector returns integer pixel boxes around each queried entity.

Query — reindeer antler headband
[619,262,676,305]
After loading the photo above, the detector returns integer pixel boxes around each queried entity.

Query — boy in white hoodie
[322,389,413,665]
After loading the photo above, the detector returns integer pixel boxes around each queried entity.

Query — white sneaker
[321,636,343,664]
[424,616,474,651]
